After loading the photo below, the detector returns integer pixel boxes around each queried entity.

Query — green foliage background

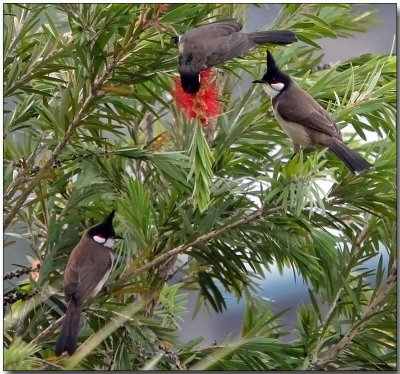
[3,3,396,370]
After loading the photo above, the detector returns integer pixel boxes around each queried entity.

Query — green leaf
[188,125,214,212]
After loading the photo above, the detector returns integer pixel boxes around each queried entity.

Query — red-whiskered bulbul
[253,51,372,174]
[178,18,297,94]
[55,210,122,356]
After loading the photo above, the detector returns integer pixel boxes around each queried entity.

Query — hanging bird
[55,210,122,356]
[252,51,372,174]
[178,18,297,94]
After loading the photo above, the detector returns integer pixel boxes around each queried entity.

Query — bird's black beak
[112,234,123,240]
[252,79,265,84]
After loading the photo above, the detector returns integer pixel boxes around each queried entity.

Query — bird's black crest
[254,50,291,89]
[105,210,116,224]
[266,50,282,77]
[87,210,118,239]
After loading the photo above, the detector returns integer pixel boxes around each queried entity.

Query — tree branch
[311,261,397,369]
[31,316,64,346]
[310,222,371,364]
[112,205,271,290]
[3,24,145,229]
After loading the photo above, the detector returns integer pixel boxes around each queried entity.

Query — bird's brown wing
[180,19,246,71]
[181,18,242,42]
[275,84,341,139]
[205,32,255,67]
[64,237,112,302]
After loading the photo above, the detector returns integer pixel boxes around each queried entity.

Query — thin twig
[112,206,268,290]
[3,150,38,203]
[310,221,371,365]
[159,346,186,370]
[31,316,64,346]
[311,261,397,369]
[171,260,189,279]
[3,22,145,229]
[4,94,94,229]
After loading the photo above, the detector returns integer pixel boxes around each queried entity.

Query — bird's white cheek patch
[93,235,106,244]
[104,238,116,248]
[271,82,285,91]
[263,84,280,99]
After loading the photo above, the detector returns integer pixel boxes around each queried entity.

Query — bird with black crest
[253,51,372,174]
[55,210,122,356]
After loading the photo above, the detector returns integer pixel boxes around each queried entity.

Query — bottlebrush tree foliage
[3,3,396,370]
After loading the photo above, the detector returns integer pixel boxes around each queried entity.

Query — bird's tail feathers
[55,301,83,356]
[247,30,297,45]
[329,141,372,174]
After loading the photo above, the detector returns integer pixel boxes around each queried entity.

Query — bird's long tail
[55,301,83,356]
[247,30,297,45]
[329,140,372,174]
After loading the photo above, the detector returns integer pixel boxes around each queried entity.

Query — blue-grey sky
[247,4,396,62]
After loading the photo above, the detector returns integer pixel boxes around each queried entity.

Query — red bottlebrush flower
[172,69,221,126]
[199,117,208,127]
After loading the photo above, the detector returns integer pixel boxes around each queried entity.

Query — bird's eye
[271,78,279,84]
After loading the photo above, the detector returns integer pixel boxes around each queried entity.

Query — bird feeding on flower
[177,18,297,94]
[172,18,296,124]
[172,69,221,127]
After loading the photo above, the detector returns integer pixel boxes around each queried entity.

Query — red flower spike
[172,69,221,127]
[200,117,208,127]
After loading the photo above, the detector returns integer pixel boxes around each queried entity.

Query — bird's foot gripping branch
[172,69,221,127]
